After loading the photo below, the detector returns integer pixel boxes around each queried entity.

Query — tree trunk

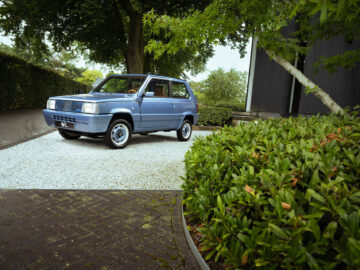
[127,13,144,74]
[264,49,345,115]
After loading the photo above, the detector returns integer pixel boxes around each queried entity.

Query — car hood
[52,93,135,102]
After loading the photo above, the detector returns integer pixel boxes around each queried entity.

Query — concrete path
[0,109,55,150]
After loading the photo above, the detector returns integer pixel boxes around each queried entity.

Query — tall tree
[0,0,212,75]
[144,0,360,114]
[192,68,247,105]
[204,68,247,104]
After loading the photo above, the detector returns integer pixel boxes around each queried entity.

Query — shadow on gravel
[130,133,179,145]
[58,133,180,149]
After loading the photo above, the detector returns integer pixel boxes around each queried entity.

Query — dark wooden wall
[250,48,293,114]
[298,37,360,114]
[250,24,296,115]
[249,36,360,115]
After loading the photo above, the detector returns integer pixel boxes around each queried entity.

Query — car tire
[58,128,81,140]
[177,120,192,141]
[105,119,132,149]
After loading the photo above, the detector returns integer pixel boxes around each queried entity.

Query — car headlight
[82,102,99,114]
[47,99,56,110]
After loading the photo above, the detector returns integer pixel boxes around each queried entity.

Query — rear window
[172,82,190,99]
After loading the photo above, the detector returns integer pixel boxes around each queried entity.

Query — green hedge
[182,113,360,269]
[0,52,90,111]
[213,101,245,112]
[197,106,232,126]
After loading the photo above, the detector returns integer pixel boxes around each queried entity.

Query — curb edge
[0,129,56,150]
[181,206,210,270]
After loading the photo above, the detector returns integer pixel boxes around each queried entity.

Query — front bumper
[43,109,112,133]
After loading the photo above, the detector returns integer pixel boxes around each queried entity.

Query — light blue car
[43,74,199,149]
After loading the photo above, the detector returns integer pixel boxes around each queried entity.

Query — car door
[171,81,192,127]
[139,79,177,130]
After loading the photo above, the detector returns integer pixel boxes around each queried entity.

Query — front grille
[53,115,76,123]
[55,100,66,111]
[55,100,82,112]
[70,101,82,112]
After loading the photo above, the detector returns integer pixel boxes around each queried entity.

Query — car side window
[171,82,190,99]
[144,79,170,97]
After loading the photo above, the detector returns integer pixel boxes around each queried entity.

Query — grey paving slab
[0,190,200,270]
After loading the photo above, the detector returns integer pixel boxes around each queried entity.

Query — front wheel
[58,129,81,140]
[177,120,192,141]
[105,119,132,149]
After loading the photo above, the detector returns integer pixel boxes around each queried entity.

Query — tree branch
[264,48,345,115]
[115,0,135,17]
[111,0,128,54]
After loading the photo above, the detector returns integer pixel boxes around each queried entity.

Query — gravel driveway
[0,131,212,190]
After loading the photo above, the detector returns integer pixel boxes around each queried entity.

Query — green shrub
[197,105,232,126]
[213,101,245,112]
[0,52,90,111]
[182,113,360,269]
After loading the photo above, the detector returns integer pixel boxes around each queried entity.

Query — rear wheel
[58,129,81,140]
[177,120,192,141]
[105,119,132,149]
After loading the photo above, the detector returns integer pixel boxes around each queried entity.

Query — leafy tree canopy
[0,0,213,77]
[191,68,247,106]
[145,0,359,71]
[144,0,360,114]
[76,70,104,86]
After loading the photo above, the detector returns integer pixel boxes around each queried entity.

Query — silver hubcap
[111,124,129,146]
[182,123,191,139]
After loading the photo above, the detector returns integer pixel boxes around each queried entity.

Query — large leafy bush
[197,105,232,126]
[213,101,245,112]
[182,113,360,269]
[0,52,90,111]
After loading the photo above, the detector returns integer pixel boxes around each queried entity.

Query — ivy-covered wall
[0,52,90,111]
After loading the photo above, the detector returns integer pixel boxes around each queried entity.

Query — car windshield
[94,76,146,94]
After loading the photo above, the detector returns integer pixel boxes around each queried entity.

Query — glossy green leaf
[269,223,288,239]
[255,258,270,267]
[217,195,225,216]
[306,189,326,203]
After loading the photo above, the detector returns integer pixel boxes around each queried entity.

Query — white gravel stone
[0,130,212,190]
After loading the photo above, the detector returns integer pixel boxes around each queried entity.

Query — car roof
[108,74,187,83]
